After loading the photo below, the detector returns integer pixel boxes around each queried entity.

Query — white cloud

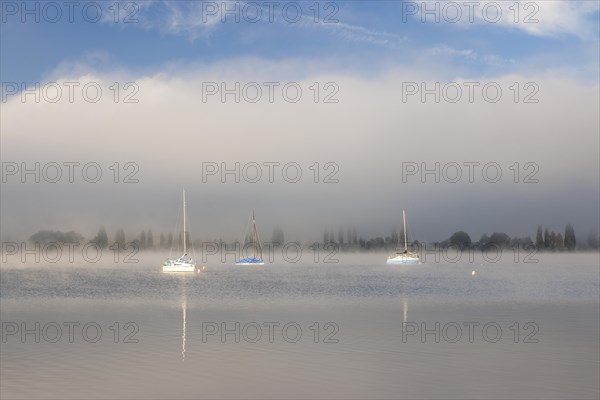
[100,0,407,46]
[427,44,477,59]
[418,1,599,39]
[309,20,407,48]
[2,58,598,240]
[508,1,600,38]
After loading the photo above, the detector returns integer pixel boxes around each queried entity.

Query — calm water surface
[1,253,598,399]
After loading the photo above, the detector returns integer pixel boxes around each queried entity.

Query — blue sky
[2,1,599,84]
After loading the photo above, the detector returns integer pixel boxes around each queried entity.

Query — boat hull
[162,264,197,272]
[236,257,265,266]
[387,256,420,265]
[235,262,265,266]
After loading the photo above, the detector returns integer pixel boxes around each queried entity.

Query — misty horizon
[1,2,599,399]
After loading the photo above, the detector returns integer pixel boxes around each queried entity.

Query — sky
[1,0,599,243]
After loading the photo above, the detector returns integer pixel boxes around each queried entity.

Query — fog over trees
[24,223,598,253]
[28,230,84,245]
[89,227,108,248]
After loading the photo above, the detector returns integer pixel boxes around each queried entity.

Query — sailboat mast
[252,210,256,258]
[183,189,186,255]
[403,209,408,252]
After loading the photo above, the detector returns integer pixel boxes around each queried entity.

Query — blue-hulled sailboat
[236,211,265,266]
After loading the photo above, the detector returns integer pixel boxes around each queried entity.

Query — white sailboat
[162,189,202,272]
[387,210,421,265]
[236,211,265,266]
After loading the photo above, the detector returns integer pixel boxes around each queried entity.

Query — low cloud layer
[2,59,598,243]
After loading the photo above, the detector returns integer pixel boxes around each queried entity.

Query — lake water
[1,252,599,399]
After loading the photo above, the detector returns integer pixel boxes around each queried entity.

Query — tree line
[442,224,581,252]
[26,224,599,252]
